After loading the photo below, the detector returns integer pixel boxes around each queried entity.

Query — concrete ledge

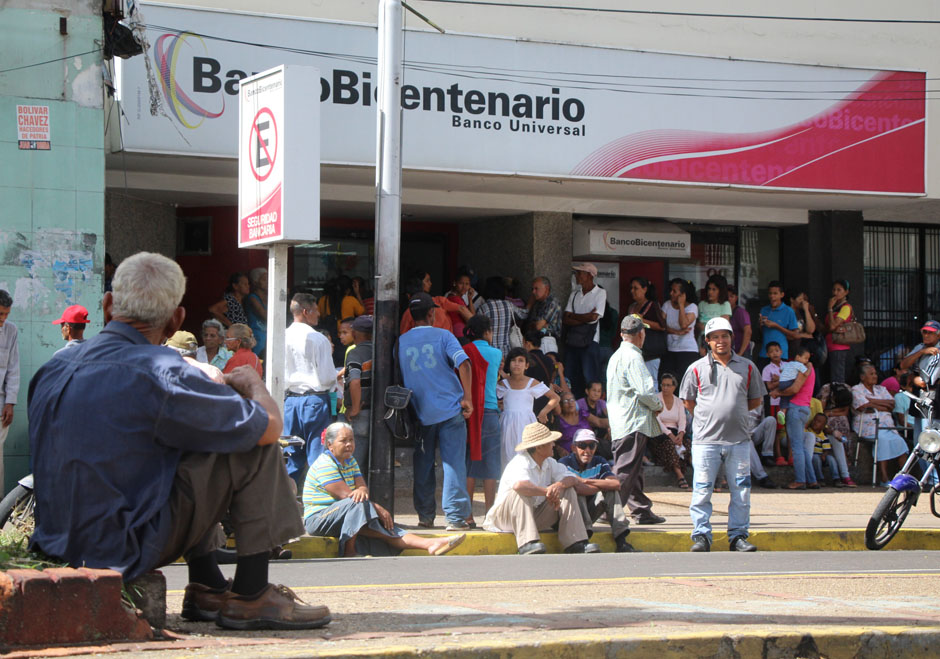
[285,528,940,558]
[297,626,940,658]
[0,568,153,648]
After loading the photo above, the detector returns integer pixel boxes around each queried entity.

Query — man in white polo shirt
[562,263,606,397]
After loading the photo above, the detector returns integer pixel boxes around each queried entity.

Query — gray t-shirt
[679,353,766,445]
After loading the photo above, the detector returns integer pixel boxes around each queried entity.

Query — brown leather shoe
[182,581,233,622]
[216,584,332,630]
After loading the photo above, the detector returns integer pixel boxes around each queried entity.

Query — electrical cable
[414,0,940,25]
[0,49,103,75]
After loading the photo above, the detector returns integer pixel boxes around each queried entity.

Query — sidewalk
[284,482,940,557]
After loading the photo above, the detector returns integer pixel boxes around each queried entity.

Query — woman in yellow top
[824,279,853,384]
[318,276,365,331]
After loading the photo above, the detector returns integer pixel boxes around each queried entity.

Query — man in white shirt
[483,422,599,555]
[563,263,606,396]
[284,293,338,485]
[0,289,19,495]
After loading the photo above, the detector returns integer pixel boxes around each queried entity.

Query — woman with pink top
[777,354,817,489]
[650,372,692,489]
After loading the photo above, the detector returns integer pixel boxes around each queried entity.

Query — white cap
[704,317,734,337]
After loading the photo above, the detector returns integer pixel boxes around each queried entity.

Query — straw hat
[515,422,562,452]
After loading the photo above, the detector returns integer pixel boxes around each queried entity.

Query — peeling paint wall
[0,1,105,493]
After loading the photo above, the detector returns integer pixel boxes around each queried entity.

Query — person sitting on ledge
[482,422,599,555]
[303,422,466,557]
[28,251,330,631]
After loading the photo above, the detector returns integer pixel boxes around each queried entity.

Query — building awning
[573,217,691,260]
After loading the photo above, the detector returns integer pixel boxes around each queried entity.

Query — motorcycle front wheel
[865,486,917,550]
[0,484,36,535]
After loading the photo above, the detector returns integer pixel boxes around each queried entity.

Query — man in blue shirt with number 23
[399,293,474,531]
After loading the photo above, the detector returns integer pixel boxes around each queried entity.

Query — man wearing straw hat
[482,422,599,555]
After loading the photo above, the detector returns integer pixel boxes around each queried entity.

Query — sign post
[238,65,320,410]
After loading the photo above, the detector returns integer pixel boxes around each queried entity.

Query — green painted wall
[0,1,105,494]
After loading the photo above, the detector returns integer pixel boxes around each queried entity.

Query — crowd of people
[5,251,938,631]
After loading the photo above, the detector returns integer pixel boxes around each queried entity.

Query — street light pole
[369,0,404,513]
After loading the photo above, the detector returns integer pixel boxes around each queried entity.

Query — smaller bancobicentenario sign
[590,229,691,259]
[17,105,51,150]
[238,65,320,247]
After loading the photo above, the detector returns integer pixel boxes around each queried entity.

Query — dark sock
[187,553,228,589]
[231,552,269,597]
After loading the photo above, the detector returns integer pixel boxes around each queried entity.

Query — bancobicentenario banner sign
[122,3,926,195]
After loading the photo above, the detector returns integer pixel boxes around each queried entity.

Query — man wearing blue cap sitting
[559,428,636,552]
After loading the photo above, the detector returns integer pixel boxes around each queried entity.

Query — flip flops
[677,477,690,490]
[432,533,467,556]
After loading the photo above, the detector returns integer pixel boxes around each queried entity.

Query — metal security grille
[863,223,940,365]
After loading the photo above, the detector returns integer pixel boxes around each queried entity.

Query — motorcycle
[0,473,35,534]
[865,378,940,550]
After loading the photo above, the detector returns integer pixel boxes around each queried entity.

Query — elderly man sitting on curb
[482,422,600,555]
[28,252,330,630]
[559,429,636,553]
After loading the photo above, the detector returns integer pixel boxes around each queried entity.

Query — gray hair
[248,267,267,287]
[290,293,316,315]
[0,289,11,308]
[533,276,551,291]
[202,318,225,334]
[111,252,186,328]
[323,421,354,446]
[227,323,256,349]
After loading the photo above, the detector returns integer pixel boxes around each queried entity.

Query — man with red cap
[53,305,90,356]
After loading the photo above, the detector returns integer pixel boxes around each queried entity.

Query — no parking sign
[238,65,320,247]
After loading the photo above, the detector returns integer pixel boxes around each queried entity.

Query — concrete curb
[297,626,940,658]
[285,528,940,558]
[0,568,152,648]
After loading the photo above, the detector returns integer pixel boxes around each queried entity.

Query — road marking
[166,571,940,595]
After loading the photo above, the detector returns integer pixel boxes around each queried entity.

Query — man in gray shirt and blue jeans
[680,317,766,553]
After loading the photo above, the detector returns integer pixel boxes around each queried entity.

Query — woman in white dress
[497,347,559,469]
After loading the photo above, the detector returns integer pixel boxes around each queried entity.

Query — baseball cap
[572,428,598,444]
[620,314,649,334]
[52,304,89,325]
[166,330,198,351]
[351,315,374,333]
[409,292,437,313]
[572,263,598,278]
[921,320,940,333]
[704,317,734,337]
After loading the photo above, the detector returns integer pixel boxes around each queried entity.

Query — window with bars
[863,223,940,365]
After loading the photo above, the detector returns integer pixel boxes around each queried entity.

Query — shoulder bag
[638,301,668,360]
[832,305,866,345]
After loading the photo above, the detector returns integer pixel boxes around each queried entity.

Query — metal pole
[370,0,404,512]
[265,243,289,418]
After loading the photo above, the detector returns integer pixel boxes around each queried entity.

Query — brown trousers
[155,442,303,567]
[612,431,652,518]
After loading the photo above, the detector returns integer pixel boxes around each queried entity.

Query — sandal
[677,477,690,490]
[432,533,467,556]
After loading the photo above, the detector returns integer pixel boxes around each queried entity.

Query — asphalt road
[162,550,940,590]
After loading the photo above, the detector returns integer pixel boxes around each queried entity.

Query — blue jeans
[812,453,838,482]
[467,409,501,480]
[284,393,332,487]
[564,341,600,398]
[787,405,814,484]
[413,412,472,525]
[690,442,751,543]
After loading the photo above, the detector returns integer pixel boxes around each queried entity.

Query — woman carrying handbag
[626,276,668,386]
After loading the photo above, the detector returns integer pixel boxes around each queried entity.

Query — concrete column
[457,211,573,306]
[782,210,864,322]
